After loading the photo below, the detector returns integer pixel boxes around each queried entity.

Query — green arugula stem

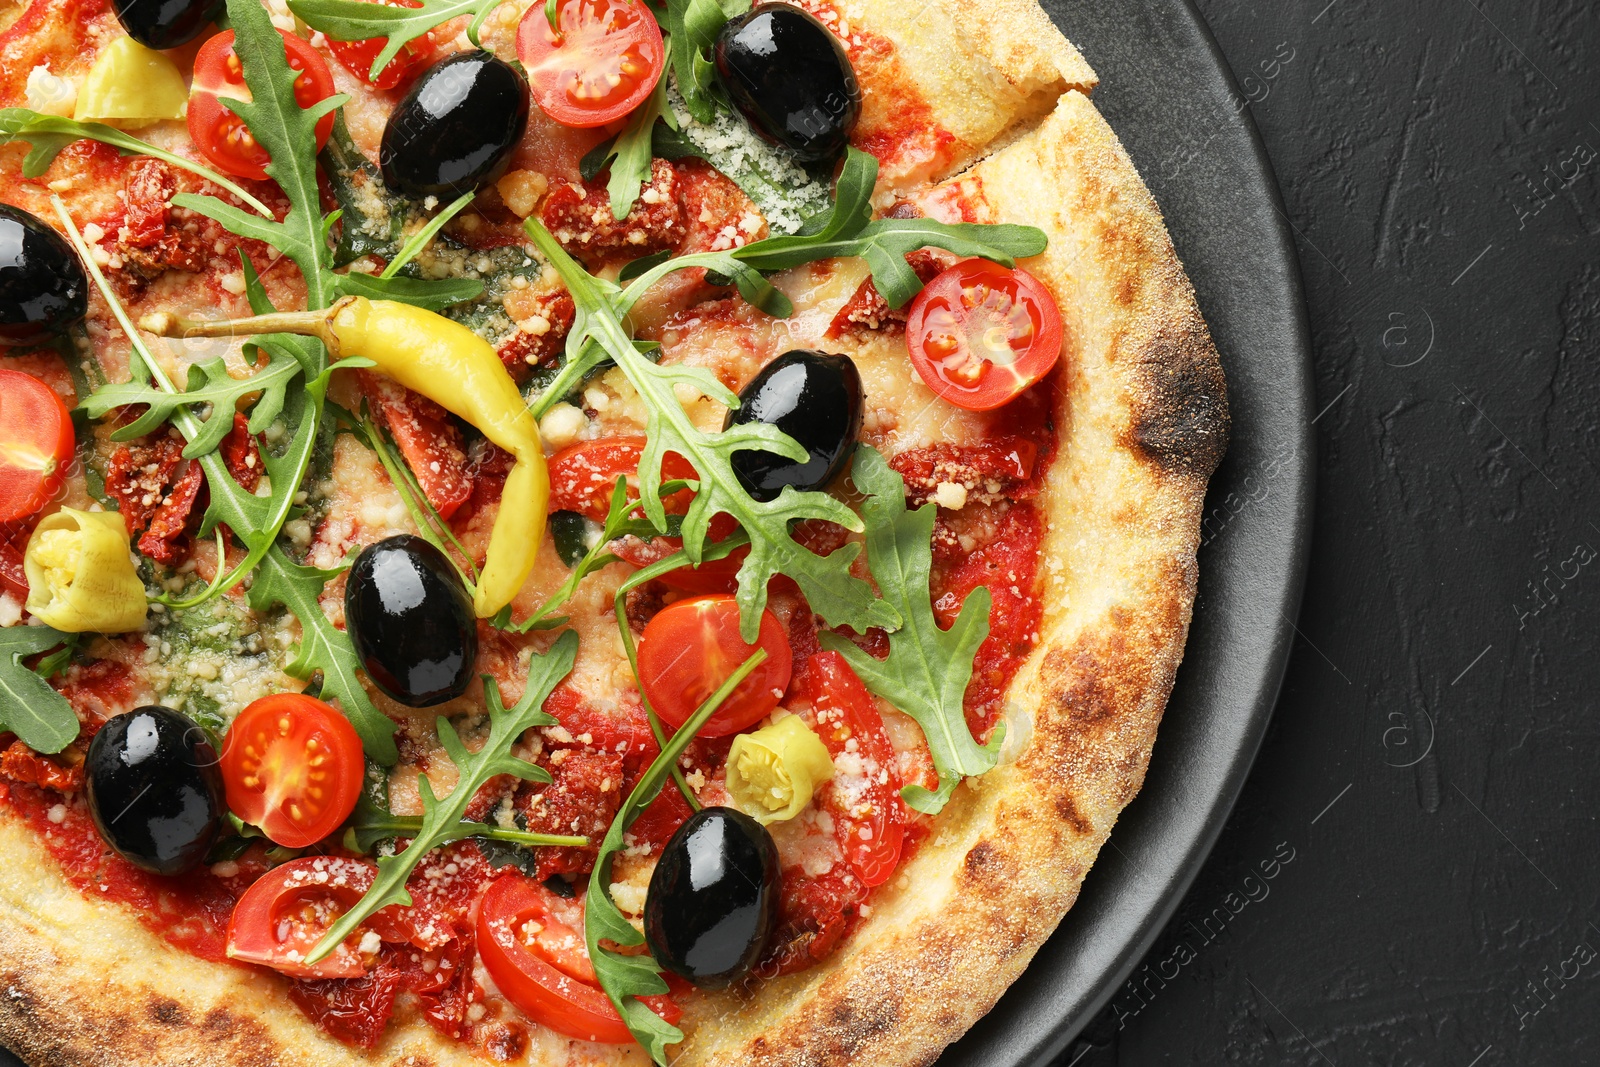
[381,189,476,279]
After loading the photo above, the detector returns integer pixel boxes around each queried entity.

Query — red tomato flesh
[327,0,436,90]
[189,29,337,181]
[220,694,365,848]
[477,873,681,1043]
[792,651,907,887]
[0,370,73,524]
[636,594,792,736]
[226,857,415,979]
[517,0,665,128]
[905,260,1063,411]
[547,435,697,521]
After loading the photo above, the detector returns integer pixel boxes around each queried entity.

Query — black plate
[0,1,1307,1064]
[938,0,1315,1064]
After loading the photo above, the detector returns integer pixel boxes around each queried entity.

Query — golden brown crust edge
[0,90,1227,1067]
[671,89,1229,1067]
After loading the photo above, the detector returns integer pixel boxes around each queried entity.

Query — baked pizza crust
[0,13,1225,1067]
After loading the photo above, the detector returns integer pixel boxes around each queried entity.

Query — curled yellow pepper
[24,508,148,633]
[141,298,548,618]
[726,715,835,825]
[74,38,188,128]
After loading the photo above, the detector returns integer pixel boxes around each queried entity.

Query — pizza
[0,0,1227,1060]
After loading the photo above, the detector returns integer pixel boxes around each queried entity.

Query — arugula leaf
[594,77,672,221]
[335,271,484,311]
[246,552,398,763]
[585,646,768,1063]
[343,791,587,854]
[54,202,395,763]
[665,0,750,124]
[818,447,1002,814]
[526,217,895,642]
[0,627,80,754]
[499,475,710,634]
[734,149,1045,307]
[290,0,501,79]
[307,630,579,964]
[81,351,302,459]
[0,109,273,217]
[174,0,346,314]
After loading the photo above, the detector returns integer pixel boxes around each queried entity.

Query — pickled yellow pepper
[24,508,148,633]
[141,297,549,618]
[726,715,836,825]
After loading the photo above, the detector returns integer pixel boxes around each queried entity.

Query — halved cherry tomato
[477,874,681,1043]
[636,594,791,736]
[793,651,907,887]
[516,0,665,128]
[547,436,696,522]
[0,371,73,525]
[327,0,437,90]
[220,694,365,848]
[226,856,416,979]
[904,259,1063,411]
[189,29,337,181]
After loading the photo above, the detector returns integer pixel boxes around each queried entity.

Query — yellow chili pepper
[140,298,549,618]
[24,508,148,633]
[726,715,835,825]
[74,38,188,128]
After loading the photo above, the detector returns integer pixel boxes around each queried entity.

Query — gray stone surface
[1064,0,1600,1063]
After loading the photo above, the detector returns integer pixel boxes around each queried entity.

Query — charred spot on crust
[148,999,185,1026]
[1125,322,1230,479]
[963,841,999,877]
[1052,792,1095,836]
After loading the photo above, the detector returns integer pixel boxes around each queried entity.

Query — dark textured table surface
[1058,0,1600,1063]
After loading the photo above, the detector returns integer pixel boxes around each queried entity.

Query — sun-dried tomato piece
[359,371,473,521]
[0,741,82,793]
[518,747,623,878]
[754,866,867,977]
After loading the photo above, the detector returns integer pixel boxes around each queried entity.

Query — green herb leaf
[665,0,749,124]
[55,201,394,763]
[585,646,767,1064]
[600,77,670,220]
[735,148,1045,307]
[343,791,587,855]
[174,0,346,313]
[290,0,502,78]
[500,475,700,634]
[526,216,895,642]
[335,272,485,311]
[0,109,273,217]
[246,551,399,763]
[0,627,80,754]
[818,447,1002,814]
[81,351,302,459]
[307,630,578,964]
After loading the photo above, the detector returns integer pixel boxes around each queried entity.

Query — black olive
[381,51,530,200]
[714,6,862,163]
[85,706,223,876]
[345,534,477,707]
[644,807,780,988]
[109,0,221,49]
[0,204,87,347]
[724,350,863,502]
